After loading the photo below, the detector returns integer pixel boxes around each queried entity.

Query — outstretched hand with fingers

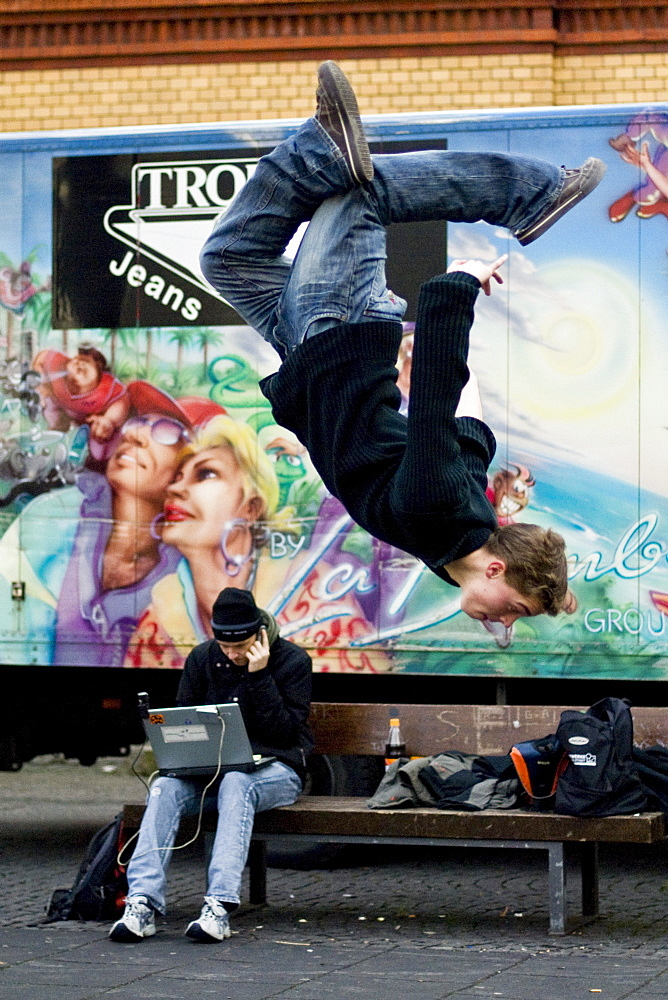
[638,140,652,171]
[247,626,270,673]
[448,254,508,296]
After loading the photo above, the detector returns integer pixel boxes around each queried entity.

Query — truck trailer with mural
[2,102,668,773]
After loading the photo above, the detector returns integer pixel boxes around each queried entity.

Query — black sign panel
[53,138,446,329]
[52,148,268,329]
[377,138,448,323]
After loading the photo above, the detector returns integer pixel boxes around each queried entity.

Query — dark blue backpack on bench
[554,697,647,817]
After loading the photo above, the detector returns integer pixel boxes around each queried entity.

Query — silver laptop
[143,702,274,778]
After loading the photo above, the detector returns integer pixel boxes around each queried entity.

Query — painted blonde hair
[179,414,279,520]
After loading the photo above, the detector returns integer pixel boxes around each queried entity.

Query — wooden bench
[124,702,668,935]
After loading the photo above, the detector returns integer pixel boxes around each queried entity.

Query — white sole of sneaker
[517,157,606,245]
[185,921,231,943]
[109,922,156,942]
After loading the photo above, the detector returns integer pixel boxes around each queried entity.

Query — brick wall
[556,53,668,106]
[1,52,667,133]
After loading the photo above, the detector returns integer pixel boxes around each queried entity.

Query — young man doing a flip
[201,63,604,628]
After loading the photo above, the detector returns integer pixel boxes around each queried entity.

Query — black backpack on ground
[46,813,131,922]
[554,697,647,817]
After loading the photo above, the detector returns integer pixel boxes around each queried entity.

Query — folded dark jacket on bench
[367,752,519,811]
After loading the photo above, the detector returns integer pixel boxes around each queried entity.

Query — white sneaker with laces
[185,896,232,942]
[109,895,156,942]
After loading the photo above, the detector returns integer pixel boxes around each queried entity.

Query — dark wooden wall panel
[2,1,668,70]
[308,703,668,755]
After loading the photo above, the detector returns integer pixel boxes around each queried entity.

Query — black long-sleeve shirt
[176,630,313,781]
[261,271,498,584]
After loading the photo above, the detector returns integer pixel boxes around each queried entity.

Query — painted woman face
[105,414,186,503]
[66,355,99,395]
[162,445,260,554]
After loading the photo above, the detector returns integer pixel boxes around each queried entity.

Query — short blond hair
[485,523,569,617]
[179,415,279,519]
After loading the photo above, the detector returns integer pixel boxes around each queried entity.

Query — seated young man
[200,63,600,625]
[110,589,313,943]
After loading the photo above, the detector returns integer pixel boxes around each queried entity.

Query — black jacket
[176,613,313,782]
[261,272,497,584]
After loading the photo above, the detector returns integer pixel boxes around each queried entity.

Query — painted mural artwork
[1,106,668,679]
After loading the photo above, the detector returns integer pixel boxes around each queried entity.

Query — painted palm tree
[167,327,196,387]
[194,327,224,380]
[22,285,52,340]
[100,328,118,369]
[144,327,162,377]
[100,327,137,371]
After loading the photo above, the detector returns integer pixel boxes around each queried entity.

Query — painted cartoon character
[486,465,535,525]
[0,259,50,315]
[608,112,668,222]
[247,409,309,509]
[265,437,307,508]
[32,346,130,461]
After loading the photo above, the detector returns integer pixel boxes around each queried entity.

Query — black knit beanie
[211,588,262,642]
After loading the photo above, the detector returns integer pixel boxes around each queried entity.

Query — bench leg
[547,842,566,935]
[580,841,599,917]
[248,839,267,905]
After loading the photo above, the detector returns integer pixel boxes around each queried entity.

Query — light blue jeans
[126,762,302,914]
[200,117,562,358]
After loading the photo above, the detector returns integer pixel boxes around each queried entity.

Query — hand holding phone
[247,626,270,673]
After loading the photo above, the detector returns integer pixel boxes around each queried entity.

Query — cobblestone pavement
[2,756,668,999]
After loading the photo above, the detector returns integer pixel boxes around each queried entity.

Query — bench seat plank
[253,797,665,843]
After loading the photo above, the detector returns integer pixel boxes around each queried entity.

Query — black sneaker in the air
[516,157,606,246]
[314,61,373,185]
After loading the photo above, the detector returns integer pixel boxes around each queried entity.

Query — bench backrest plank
[308,703,668,756]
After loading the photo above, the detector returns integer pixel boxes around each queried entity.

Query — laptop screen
[143,702,256,776]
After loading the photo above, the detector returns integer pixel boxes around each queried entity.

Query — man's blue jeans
[200,118,561,358]
[126,762,302,914]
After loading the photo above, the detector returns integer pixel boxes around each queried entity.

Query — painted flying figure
[609,112,668,222]
[33,345,130,461]
[0,258,50,315]
[200,62,599,630]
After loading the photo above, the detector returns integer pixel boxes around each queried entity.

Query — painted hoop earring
[150,512,167,541]
[220,518,255,577]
